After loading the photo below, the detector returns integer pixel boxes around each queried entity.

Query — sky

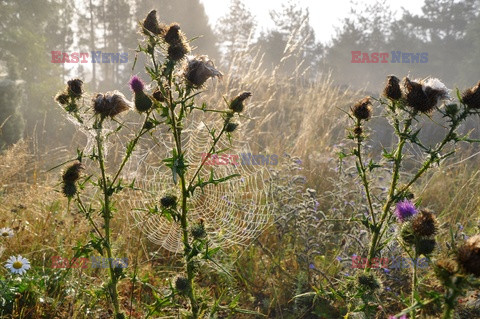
[200,0,425,45]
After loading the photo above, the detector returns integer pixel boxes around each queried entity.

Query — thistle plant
[54,10,252,318]
[341,75,480,317]
[136,11,250,318]
[55,77,152,318]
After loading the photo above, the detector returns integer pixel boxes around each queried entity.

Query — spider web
[121,114,274,253]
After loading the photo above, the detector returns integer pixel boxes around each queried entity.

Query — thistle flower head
[435,259,458,284]
[168,42,190,61]
[93,91,131,118]
[62,162,84,183]
[457,234,480,276]
[395,199,418,222]
[462,81,480,109]
[129,76,145,93]
[229,92,252,113]
[357,273,381,291]
[55,92,69,105]
[383,75,402,101]
[225,122,239,133]
[403,77,449,113]
[67,79,83,98]
[191,222,206,240]
[62,182,77,198]
[160,195,177,208]
[152,88,166,102]
[142,10,164,35]
[175,276,190,293]
[417,238,436,255]
[351,97,372,121]
[400,222,415,245]
[412,209,437,237]
[164,23,182,45]
[184,55,222,88]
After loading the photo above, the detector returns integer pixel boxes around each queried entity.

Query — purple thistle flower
[395,199,418,222]
[309,263,315,269]
[129,75,145,93]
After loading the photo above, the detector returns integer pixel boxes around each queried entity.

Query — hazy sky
[200,0,425,44]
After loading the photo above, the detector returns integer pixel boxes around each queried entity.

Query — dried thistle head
[190,222,206,240]
[435,258,458,284]
[351,97,372,121]
[457,235,480,276]
[163,23,182,45]
[55,92,69,105]
[93,91,131,118]
[412,209,437,237]
[62,182,77,198]
[184,55,222,88]
[152,88,166,102]
[417,238,436,255]
[229,92,252,113]
[353,126,363,136]
[403,77,449,113]
[225,122,239,133]
[67,79,83,98]
[62,162,84,183]
[462,81,480,109]
[383,75,402,101]
[168,42,190,61]
[142,10,164,35]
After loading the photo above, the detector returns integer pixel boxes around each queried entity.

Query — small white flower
[0,227,14,239]
[5,255,31,275]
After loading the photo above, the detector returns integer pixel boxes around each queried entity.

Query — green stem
[167,72,199,318]
[95,120,121,317]
[411,250,418,318]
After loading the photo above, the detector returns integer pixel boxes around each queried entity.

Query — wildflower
[395,199,418,222]
[62,162,84,183]
[357,273,381,291]
[412,209,437,237]
[416,238,436,255]
[457,234,480,276]
[129,75,145,93]
[225,122,238,133]
[128,76,152,113]
[184,55,222,88]
[383,75,402,101]
[388,315,408,319]
[5,255,31,275]
[160,195,177,208]
[462,81,480,109]
[175,276,190,293]
[351,97,372,121]
[0,227,14,238]
[67,79,83,98]
[229,92,252,113]
[93,91,131,118]
[403,77,449,113]
[142,10,163,35]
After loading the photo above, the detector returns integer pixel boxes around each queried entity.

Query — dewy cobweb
[120,114,274,253]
